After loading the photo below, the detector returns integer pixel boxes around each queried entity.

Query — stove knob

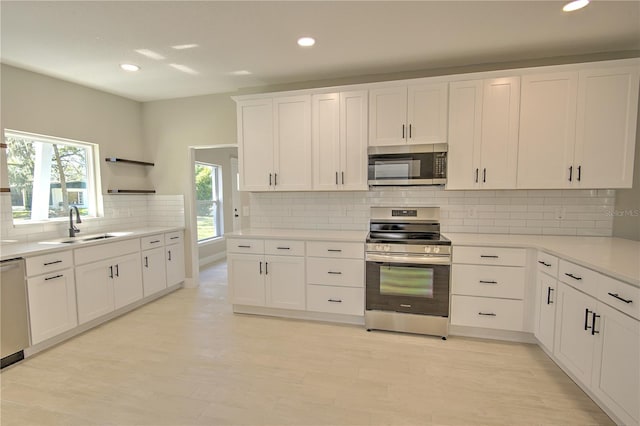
[375,244,382,251]
[384,245,390,252]
[424,246,432,253]
[434,246,440,254]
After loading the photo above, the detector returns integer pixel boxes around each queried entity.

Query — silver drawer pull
[328,299,342,303]
[400,304,412,308]
[478,312,496,316]
[608,292,632,304]
[479,280,498,284]
[328,271,342,275]
[45,274,64,281]
[480,255,499,259]
[538,261,551,267]
[43,260,63,266]
[327,249,342,252]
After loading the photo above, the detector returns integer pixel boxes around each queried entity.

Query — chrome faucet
[69,206,82,237]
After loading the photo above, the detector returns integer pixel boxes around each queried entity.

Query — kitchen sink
[38,232,132,245]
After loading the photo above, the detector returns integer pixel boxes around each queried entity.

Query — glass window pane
[195,162,222,242]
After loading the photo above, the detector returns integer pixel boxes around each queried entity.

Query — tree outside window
[195,162,223,241]
[5,131,97,222]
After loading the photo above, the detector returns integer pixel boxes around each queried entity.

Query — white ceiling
[1,1,639,102]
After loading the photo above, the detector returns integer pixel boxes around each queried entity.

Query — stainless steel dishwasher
[1,257,29,368]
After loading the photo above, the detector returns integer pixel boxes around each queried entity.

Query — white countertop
[226,228,368,242]
[445,233,640,287]
[0,227,184,261]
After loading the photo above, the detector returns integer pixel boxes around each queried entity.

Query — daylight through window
[5,131,98,222]
[195,162,223,241]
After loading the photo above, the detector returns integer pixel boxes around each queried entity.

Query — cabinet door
[340,90,368,190]
[273,95,312,191]
[554,282,597,386]
[166,242,185,286]
[237,99,273,191]
[407,82,448,145]
[142,247,167,297]
[27,269,77,344]
[228,253,265,306]
[534,273,557,352]
[312,93,340,190]
[591,302,640,426]
[113,252,143,310]
[265,255,305,311]
[368,86,407,146]
[75,259,115,324]
[517,72,578,189]
[574,66,639,188]
[446,80,483,190]
[479,77,520,189]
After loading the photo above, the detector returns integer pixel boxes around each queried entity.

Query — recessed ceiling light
[172,44,199,50]
[563,0,589,12]
[297,37,316,47]
[120,63,140,72]
[135,49,165,60]
[169,63,199,75]
[230,70,252,76]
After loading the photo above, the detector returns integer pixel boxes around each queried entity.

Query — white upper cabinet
[273,95,312,191]
[369,82,447,147]
[518,64,639,189]
[237,99,274,191]
[237,95,311,191]
[312,91,368,191]
[574,66,639,189]
[447,77,520,190]
[517,72,578,189]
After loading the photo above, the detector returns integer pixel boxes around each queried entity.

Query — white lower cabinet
[142,247,167,297]
[227,239,306,310]
[534,272,557,352]
[112,253,143,309]
[451,246,526,331]
[27,268,77,344]
[166,240,186,287]
[591,302,640,426]
[75,258,117,324]
[554,282,597,385]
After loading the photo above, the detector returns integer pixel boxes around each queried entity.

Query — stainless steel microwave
[368,143,447,186]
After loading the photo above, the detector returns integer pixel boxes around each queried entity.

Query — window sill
[198,236,225,246]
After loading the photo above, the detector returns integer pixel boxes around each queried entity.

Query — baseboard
[233,305,365,326]
[199,252,226,267]
[449,324,537,344]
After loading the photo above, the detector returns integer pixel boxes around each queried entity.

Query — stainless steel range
[365,207,451,339]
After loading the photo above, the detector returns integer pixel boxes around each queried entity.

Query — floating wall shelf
[107,189,156,194]
[105,157,154,166]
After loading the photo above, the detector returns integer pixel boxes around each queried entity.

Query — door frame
[187,144,238,288]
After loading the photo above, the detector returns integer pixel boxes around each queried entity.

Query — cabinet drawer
[597,276,640,320]
[306,241,364,259]
[307,258,364,288]
[74,239,140,265]
[536,252,559,277]
[306,285,364,316]
[26,250,73,276]
[451,264,525,299]
[140,234,165,250]
[558,260,598,297]
[227,238,264,254]
[451,295,524,331]
[165,231,183,245]
[453,246,526,267]
[265,240,305,256]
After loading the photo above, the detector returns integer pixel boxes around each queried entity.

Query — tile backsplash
[0,194,184,243]
[249,187,616,236]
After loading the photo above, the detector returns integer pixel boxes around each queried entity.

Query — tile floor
[0,261,613,425]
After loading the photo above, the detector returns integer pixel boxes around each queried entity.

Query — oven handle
[365,253,451,265]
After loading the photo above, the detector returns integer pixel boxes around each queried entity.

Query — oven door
[365,256,450,316]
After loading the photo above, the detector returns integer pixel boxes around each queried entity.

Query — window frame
[4,129,102,224]
[195,161,223,242]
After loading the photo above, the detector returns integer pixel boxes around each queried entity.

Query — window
[5,130,98,222]
[195,162,223,241]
